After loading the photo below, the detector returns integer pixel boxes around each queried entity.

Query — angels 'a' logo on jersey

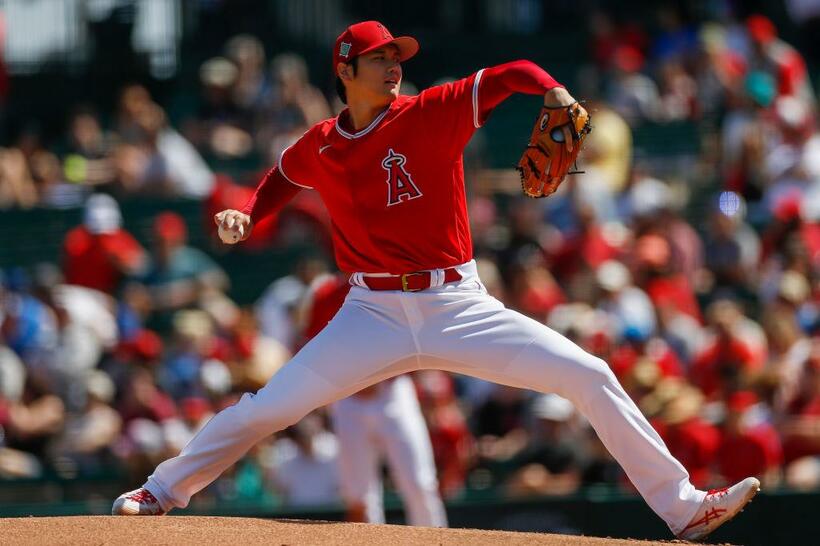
[382,148,423,206]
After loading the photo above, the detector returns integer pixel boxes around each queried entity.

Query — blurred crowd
[1,8,820,513]
[0,34,333,210]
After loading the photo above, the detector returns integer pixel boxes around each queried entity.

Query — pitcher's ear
[337,63,351,81]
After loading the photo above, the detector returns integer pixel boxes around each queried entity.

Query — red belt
[361,268,462,292]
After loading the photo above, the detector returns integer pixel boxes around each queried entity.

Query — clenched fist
[214,209,253,244]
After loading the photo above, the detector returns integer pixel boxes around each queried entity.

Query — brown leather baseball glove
[517,102,592,198]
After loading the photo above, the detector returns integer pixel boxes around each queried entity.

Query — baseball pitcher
[114,21,758,541]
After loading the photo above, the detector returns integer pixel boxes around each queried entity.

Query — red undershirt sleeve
[240,166,301,224]
[475,60,563,126]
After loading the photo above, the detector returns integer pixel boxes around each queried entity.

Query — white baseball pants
[330,375,447,527]
[145,260,704,535]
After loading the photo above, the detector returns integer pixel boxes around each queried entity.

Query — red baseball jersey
[279,71,486,274]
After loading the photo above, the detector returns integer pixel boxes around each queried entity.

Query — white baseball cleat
[111,487,167,516]
[677,477,760,542]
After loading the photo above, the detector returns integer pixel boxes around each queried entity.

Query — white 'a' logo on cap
[340,42,352,58]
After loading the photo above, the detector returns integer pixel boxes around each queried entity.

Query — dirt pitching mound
[0,516,687,545]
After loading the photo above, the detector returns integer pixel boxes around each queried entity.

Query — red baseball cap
[747,14,777,44]
[153,211,188,243]
[333,21,419,74]
[727,390,758,413]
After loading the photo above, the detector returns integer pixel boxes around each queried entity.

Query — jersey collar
[334,104,392,139]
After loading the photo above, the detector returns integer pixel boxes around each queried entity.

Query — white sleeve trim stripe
[278,145,314,190]
[472,68,485,129]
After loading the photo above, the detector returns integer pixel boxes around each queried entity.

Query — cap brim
[359,36,419,62]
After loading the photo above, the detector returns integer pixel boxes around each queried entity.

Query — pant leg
[414,287,704,535]
[146,293,418,510]
[378,376,448,528]
[330,399,385,524]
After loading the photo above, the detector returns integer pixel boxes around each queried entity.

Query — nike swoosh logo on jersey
[319,144,332,154]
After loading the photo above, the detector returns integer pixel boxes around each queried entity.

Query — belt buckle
[400,272,425,292]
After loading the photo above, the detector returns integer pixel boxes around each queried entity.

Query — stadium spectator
[224,34,268,113]
[158,310,218,400]
[651,385,719,487]
[143,211,228,316]
[118,366,176,426]
[701,193,761,296]
[185,57,254,160]
[633,234,701,323]
[609,331,684,399]
[504,245,565,321]
[745,14,813,103]
[656,60,698,121]
[605,45,661,123]
[503,394,586,497]
[717,390,782,486]
[133,103,216,198]
[162,396,213,456]
[690,300,765,399]
[255,256,328,351]
[1,268,57,365]
[567,103,632,194]
[473,385,531,472]
[781,344,820,466]
[0,339,41,478]
[62,194,148,294]
[721,71,776,202]
[62,107,116,188]
[255,53,331,163]
[595,259,657,340]
[31,150,87,208]
[53,370,122,475]
[0,147,38,209]
[763,306,813,414]
[0,374,66,470]
[27,264,107,411]
[262,412,341,507]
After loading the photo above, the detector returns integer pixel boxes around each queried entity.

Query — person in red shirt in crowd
[116,365,177,481]
[588,12,648,71]
[505,245,565,321]
[118,367,177,425]
[761,193,820,271]
[746,14,812,102]
[717,390,782,486]
[609,331,684,406]
[610,329,684,384]
[115,328,164,369]
[652,385,720,488]
[782,344,820,465]
[547,203,620,285]
[62,194,147,294]
[633,234,701,323]
[690,300,764,399]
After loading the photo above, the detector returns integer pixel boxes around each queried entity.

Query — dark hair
[335,56,358,104]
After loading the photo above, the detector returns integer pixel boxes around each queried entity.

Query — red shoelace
[127,489,159,504]
[705,486,729,499]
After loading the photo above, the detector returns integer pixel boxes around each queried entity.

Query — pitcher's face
[343,45,402,106]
